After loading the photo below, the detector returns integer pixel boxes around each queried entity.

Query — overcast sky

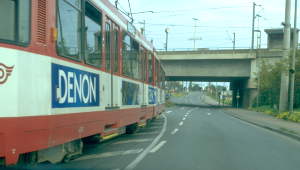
[110,0,296,51]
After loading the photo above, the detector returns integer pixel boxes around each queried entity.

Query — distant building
[264,28,299,49]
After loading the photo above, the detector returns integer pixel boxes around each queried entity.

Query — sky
[109,0,297,51]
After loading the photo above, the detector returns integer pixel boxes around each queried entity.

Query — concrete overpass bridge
[158,49,284,108]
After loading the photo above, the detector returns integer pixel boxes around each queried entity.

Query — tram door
[105,20,120,108]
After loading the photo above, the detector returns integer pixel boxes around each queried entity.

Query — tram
[0,0,165,165]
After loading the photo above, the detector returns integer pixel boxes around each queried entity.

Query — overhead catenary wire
[140,5,251,14]
[112,0,271,50]
[127,0,134,22]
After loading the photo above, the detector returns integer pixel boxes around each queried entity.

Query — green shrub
[287,112,300,122]
[276,112,289,120]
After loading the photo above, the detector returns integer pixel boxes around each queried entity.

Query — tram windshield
[0,0,30,44]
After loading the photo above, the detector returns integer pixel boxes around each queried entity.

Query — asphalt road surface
[18,92,300,170]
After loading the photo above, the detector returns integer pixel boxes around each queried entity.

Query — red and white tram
[0,0,165,165]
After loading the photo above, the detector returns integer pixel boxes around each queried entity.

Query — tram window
[122,34,131,76]
[141,51,147,81]
[105,23,111,71]
[57,0,82,60]
[148,53,153,83]
[155,59,160,86]
[67,0,81,7]
[131,40,140,80]
[122,81,140,105]
[0,0,30,44]
[114,29,119,73]
[122,33,140,79]
[85,2,102,68]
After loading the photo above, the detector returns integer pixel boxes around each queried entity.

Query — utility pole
[165,28,169,51]
[139,20,146,36]
[251,3,262,50]
[193,18,198,49]
[251,2,256,50]
[279,0,291,112]
[233,32,236,50]
[289,0,298,113]
[254,30,262,48]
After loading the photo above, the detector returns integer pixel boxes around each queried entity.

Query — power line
[135,22,251,29]
[143,5,250,14]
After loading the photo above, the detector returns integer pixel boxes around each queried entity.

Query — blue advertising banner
[51,63,100,108]
[148,87,157,104]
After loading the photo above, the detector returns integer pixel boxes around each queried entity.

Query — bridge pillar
[230,81,243,108]
[241,88,258,108]
[231,78,258,108]
[242,58,259,108]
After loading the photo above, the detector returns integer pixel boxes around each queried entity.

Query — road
[25,92,300,170]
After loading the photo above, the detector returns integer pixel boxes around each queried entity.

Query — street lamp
[165,28,170,51]
[189,18,201,50]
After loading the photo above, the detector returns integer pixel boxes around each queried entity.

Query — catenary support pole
[279,0,291,112]
[289,0,298,113]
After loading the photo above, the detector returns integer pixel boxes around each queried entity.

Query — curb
[224,111,300,142]
[172,103,230,108]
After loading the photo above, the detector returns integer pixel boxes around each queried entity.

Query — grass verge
[251,106,300,123]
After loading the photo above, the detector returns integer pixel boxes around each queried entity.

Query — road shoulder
[223,108,300,141]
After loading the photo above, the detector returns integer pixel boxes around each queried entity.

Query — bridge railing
[157,48,283,55]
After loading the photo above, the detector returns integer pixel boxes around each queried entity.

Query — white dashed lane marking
[149,140,167,153]
[179,121,184,126]
[171,128,179,135]
[125,115,167,170]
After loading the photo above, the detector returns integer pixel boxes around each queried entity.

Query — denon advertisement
[51,63,100,108]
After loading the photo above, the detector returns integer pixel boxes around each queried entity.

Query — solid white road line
[171,128,179,135]
[149,140,167,153]
[132,131,160,136]
[146,126,162,130]
[179,121,184,126]
[74,149,143,161]
[125,115,167,170]
[113,138,153,145]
